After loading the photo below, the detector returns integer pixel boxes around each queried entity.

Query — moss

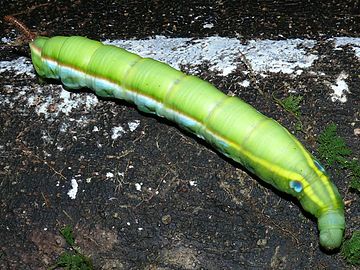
[49,225,93,270]
[317,123,360,192]
[342,231,360,265]
[317,123,352,166]
[279,95,303,118]
[274,94,303,132]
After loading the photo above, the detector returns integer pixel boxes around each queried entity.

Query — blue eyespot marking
[290,180,303,193]
[314,160,326,173]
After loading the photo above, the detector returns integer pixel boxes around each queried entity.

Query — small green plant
[60,225,75,246]
[279,95,303,118]
[49,225,93,270]
[317,123,360,192]
[348,160,360,192]
[317,123,352,166]
[53,252,93,270]
[274,94,303,132]
[342,231,360,265]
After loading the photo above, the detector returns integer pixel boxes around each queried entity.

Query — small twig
[344,198,356,206]
[113,160,131,192]
[135,168,178,208]
[3,15,36,41]
[62,210,73,221]
[41,192,51,208]
[19,142,67,180]
[238,49,264,96]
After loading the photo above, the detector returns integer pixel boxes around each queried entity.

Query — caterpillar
[29,35,344,249]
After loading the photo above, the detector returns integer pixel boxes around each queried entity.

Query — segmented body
[29,36,345,249]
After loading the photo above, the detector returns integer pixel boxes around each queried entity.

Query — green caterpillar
[29,35,345,249]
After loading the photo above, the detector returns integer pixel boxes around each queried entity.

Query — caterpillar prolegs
[29,36,345,249]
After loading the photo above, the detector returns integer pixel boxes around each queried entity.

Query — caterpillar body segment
[29,36,345,249]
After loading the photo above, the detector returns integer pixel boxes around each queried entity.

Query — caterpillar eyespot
[29,35,345,250]
[314,159,326,173]
[290,180,303,193]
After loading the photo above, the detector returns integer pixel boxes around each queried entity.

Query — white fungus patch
[128,120,140,132]
[328,72,350,103]
[24,85,99,119]
[53,89,98,116]
[135,183,142,191]
[203,23,214,29]
[1,36,12,43]
[189,180,197,186]
[239,80,250,87]
[0,57,35,77]
[67,179,78,199]
[0,58,98,122]
[59,122,69,133]
[243,39,318,74]
[106,172,114,178]
[332,37,360,58]
[105,36,318,76]
[111,126,126,139]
